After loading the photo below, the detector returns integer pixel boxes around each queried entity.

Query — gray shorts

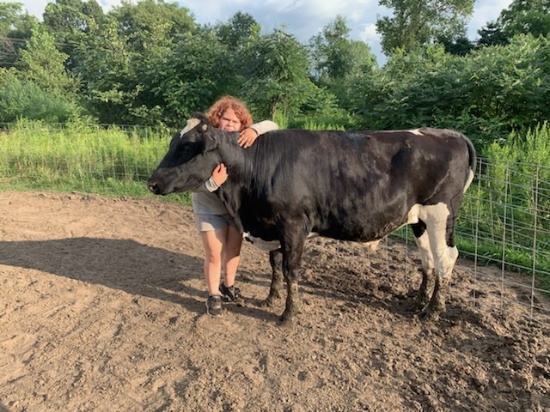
[194,213,237,231]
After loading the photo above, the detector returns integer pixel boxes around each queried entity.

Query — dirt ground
[0,191,549,412]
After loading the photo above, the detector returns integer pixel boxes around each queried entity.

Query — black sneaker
[206,295,222,317]
[219,283,245,305]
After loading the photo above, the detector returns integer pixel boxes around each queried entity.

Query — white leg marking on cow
[414,230,434,275]
[180,118,200,137]
[419,203,454,278]
[407,204,420,224]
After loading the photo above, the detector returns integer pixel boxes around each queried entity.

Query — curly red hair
[206,95,253,131]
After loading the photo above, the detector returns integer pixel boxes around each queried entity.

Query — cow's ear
[202,123,218,153]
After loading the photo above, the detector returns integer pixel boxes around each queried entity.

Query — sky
[14,0,514,65]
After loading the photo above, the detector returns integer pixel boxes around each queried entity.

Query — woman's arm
[207,120,278,188]
[238,120,279,148]
[195,163,228,192]
[251,120,279,135]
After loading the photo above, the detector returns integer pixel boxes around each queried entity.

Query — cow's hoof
[259,291,283,307]
[407,298,427,312]
[278,311,294,327]
[259,297,276,307]
[418,307,441,322]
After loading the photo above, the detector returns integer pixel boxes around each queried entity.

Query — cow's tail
[462,134,477,193]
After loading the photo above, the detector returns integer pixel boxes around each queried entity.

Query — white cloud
[358,23,380,43]
[18,0,49,20]
[467,0,514,38]
[98,0,127,12]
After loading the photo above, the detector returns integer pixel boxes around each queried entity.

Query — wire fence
[461,158,550,322]
[390,157,550,322]
[0,125,549,321]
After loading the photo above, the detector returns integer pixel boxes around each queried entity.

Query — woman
[193,96,278,317]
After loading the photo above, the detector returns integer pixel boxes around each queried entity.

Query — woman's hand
[211,163,228,186]
[237,127,259,148]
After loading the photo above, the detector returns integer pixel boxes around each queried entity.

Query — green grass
[0,120,190,204]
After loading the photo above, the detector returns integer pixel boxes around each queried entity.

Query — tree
[215,11,259,51]
[439,35,475,55]
[42,0,106,70]
[18,26,79,96]
[70,0,198,125]
[146,28,232,125]
[376,0,474,55]
[0,2,38,69]
[0,2,37,38]
[499,0,550,39]
[240,29,313,119]
[0,25,81,123]
[0,70,80,123]
[109,0,195,54]
[308,17,376,113]
[43,0,105,37]
[477,0,550,47]
[72,17,136,124]
[477,21,508,48]
[309,16,354,83]
[353,34,550,145]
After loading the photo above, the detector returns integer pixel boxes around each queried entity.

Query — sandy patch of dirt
[0,191,549,412]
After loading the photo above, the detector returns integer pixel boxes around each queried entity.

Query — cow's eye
[180,142,193,152]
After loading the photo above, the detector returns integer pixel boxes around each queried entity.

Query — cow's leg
[260,249,284,307]
[411,220,435,310]
[279,228,306,325]
[420,204,458,320]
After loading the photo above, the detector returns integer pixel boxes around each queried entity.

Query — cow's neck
[215,133,256,183]
[214,135,255,233]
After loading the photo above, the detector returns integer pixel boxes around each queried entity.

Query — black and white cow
[148,113,476,325]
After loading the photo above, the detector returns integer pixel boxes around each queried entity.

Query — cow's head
[147,113,223,195]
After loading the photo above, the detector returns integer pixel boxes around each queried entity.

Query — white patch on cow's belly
[361,240,381,251]
[243,234,280,251]
[406,203,450,225]
[243,232,320,251]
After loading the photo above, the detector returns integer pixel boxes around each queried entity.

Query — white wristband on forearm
[205,177,219,192]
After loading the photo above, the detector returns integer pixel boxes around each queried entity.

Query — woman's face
[218,108,242,131]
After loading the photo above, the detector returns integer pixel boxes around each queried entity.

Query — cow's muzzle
[147,180,163,195]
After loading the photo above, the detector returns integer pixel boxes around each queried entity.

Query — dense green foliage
[478,0,550,46]
[0,70,80,122]
[354,35,550,147]
[0,0,548,142]
[376,0,474,54]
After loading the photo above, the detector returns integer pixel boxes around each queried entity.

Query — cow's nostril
[148,182,159,194]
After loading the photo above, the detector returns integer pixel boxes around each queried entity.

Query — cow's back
[238,128,472,241]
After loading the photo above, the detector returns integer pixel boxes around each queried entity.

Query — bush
[0,73,81,123]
